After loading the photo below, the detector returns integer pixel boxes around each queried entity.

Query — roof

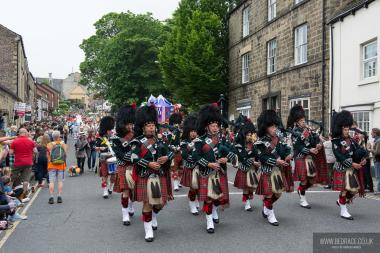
[35,77,63,93]
[228,0,248,16]
[0,84,18,100]
[328,0,376,24]
[35,82,61,95]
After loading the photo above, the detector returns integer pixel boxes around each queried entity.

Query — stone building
[0,24,35,127]
[228,0,354,129]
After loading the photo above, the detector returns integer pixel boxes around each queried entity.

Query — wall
[331,0,380,129]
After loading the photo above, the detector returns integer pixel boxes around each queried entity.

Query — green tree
[80,12,170,106]
[159,0,236,109]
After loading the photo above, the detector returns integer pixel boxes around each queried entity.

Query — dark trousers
[35,160,48,184]
[87,150,96,170]
[77,157,86,174]
[364,158,374,191]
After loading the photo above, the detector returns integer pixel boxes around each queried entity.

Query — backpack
[50,142,66,164]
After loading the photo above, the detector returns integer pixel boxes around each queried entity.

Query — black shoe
[123,221,131,226]
[129,212,134,217]
[341,215,354,220]
[245,207,253,212]
[174,189,179,192]
[57,196,63,204]
[207,228,214,234]
[262,210,268,219]
[48,197,54,204]
[145,237,154,242]
[213,218,219,224]
[192,212,199,216]
[108,190,112,195]
[103,195,109,199]
[152,226,158,231]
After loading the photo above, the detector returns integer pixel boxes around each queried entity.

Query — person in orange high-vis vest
[47,131,68,205]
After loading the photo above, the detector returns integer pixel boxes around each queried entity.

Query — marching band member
[233,115,261,211]
[287,105,325,209]
[331,110,366,220]
[192,104,236,234]
[169,112,183,191]
[95,116,116,199]
[180,113,200,215]
[112,105,136,226]
[130,105,174,242]
[255,110,291,226]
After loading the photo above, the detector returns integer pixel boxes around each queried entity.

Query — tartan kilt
[198,173,229,204]
[234,170,249,190]
[180,167,193,187]
[113,164,134,193]
[314,149,328,185]
[256,171,288,196]
[171,152,183,178]
[332,170,346,192]
[293,157,314,182]
[99,160,109,177]
[282,165,294,192]
[135,175,168,205]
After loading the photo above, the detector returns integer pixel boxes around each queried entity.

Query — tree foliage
[159,0,236,110]
[80,12,170,106]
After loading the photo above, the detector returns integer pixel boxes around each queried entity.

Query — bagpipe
[349,128,369,163]
[305,119,324,148]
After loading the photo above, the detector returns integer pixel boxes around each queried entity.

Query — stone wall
[228,0,351,128]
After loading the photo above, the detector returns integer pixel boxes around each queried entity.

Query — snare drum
[107,157,117,174]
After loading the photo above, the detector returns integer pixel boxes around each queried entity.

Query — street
[0,137,379,253]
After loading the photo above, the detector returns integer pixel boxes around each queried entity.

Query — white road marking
[0,186,42,249]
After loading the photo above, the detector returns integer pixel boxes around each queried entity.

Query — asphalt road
[1,137,380,253]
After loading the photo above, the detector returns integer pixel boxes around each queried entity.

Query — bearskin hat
[182,113,198,141]
[115,105,136,138]
[169,113,183,126]
[135,105,158,136]
[257,110,281,137]
[197,104,222,136]
[332,110,353,138]
[286,105,305,129]
[235,114,256,146]
[98,116,115,137]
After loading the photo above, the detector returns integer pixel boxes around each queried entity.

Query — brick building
[36,82,60,120]
[0,24,36,127]
[228,0,354,130]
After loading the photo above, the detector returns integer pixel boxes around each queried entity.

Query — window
[362,40,377,79]
[242,53,250,83]
[242,7,250,37]
[267,39,277,74]
[289,97,310,120]
[263,95,280,115]
[352,111,370,133]
[237,106,251,118]
[268,0,276,21]
[295,24,308,65]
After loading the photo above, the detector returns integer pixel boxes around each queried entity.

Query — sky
[0,0,180,79]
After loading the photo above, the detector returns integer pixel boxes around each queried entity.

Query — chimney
[49,73,52,85]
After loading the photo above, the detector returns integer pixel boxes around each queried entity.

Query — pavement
[0,137,379,253]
